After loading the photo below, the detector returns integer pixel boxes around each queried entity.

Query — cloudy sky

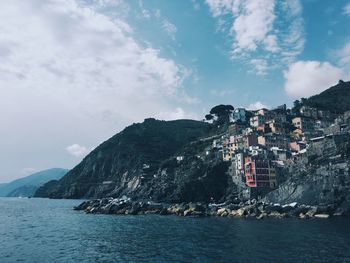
[1,0,350,182]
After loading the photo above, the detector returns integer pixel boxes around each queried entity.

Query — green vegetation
[304,80,350,113]
[208,104,234,125]
[35,119,214,198]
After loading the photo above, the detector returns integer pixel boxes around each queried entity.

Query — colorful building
[244,157,277,188]
[292,116,315,134]
[257,134,287,149]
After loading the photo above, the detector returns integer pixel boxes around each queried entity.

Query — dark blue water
[1,198,350,262]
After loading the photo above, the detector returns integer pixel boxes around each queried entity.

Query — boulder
[333,208,345,216]
[217,208,227,216]
[216,208,231,216]
[256,212,267,220]
[282,202,298,213]
[299,213,308,219]
[236,208,246,217]
[316,205,331,213]
[220,211,229,217]
[159,208,169,215]
[123,202,140,215]
[168,204,187,216]
[305,206,317,217]
[184,209,204,217]
[74,201,91,211]
[268,211,284,218]
[257,204,267,213]
[291,206,310,216]
[265,204,283,213]
[314,214,330,219]
[100,198,109,205]
[188,203,206,212]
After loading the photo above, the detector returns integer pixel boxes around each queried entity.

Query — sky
[1,0,350,183]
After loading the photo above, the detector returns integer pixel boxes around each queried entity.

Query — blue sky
[0,0,350,182]
[125,0,350,109]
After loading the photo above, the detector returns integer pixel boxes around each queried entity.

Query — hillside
[305,80,350,113]
[0,168,68,197]
[265,133,350,211]
[35,119,214,199]
[34,81,350,206]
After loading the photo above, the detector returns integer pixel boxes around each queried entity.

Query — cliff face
[35,119,224,200]
[265,134,350,210]
[128,138,233,203]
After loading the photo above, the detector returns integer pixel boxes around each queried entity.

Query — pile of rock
[74,198,347,219]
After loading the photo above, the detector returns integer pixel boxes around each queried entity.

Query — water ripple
[1,198,350,262]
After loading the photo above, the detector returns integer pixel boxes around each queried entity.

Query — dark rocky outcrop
[75,198,347,219]
[265,134,350,212]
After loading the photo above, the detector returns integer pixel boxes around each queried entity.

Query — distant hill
[35,119,214,199]
[0,168,68,197]
[305,80,350,113]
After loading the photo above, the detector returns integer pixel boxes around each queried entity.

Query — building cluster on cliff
[205,104,350,199]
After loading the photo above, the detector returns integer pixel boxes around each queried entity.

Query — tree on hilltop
[209,104,234,125]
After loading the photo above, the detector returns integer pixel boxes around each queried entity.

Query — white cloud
[284,39,350,98]
[0,0,197,182]
[162,19,177,40]
[283,61,345,97]
[344,2,350,16]
[249,59,268,75]
[137,0,151,19]
[247,101,269,110]
[206,0,305,75]
[263,35,280,53]
[205,0,233,17]
[336,42,350,67]
[155,9,161,18]
[191,0,201,11]
[156,107,200,120]
[231,0,276,52]
[0,0,192,122]
[142,9,151,19]
[210,89,235,97]
[66,144,89,158]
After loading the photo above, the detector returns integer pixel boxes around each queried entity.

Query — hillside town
[207,103,350,200]
[58,81,350,220]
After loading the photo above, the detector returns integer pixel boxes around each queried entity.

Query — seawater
[1,197,350,263]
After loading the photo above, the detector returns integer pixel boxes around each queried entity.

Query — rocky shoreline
[74,198,348,219]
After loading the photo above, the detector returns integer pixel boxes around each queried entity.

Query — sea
[1,197,350,263]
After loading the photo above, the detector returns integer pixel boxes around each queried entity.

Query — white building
[231,108,247,123]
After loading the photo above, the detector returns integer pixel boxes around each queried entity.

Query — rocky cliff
[265,133,350,211]
[35,119,230,200]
